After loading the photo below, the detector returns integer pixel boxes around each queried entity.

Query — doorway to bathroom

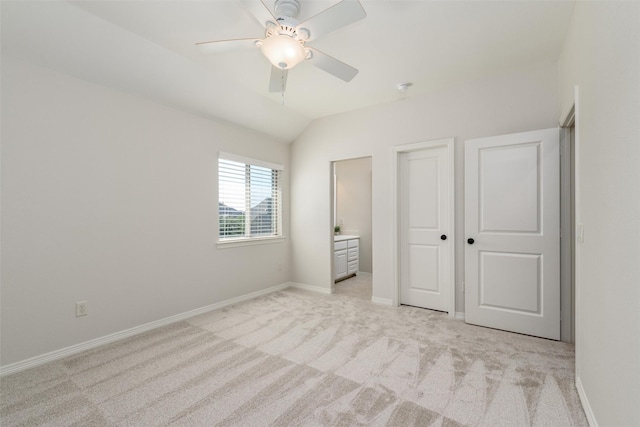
[331,157,372,299]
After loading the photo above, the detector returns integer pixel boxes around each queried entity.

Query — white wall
[291,61,559,308]
[558,2,640,425]
[0,56,290,366]
[335,157,372,273]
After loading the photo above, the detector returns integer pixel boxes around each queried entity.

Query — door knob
[467,238,475,244]
[441,235,447,240]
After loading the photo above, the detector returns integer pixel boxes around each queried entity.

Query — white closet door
[465,128,560,340]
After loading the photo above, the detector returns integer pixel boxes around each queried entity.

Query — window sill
[217,236,286,249]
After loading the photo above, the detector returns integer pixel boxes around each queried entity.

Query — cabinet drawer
[348,247,358,261]
[334,241,348,251]
[348,260,358,274]
[348,239,359,248]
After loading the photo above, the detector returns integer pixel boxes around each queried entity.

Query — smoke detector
[396,82,413,93]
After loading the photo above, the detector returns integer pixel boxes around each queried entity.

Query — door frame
[560,108,575,343]
[392,138,455,317]
[331,156,373,292]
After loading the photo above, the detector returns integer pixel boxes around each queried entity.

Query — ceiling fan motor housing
[266,17,300,39]
[270,0,310,40]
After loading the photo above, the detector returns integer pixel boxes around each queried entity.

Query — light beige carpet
[1,287,587,426]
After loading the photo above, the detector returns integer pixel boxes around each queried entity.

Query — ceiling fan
[196,0,366,93]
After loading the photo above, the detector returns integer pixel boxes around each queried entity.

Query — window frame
[217,152,284,248]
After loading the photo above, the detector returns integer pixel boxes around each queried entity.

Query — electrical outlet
[76,301,88,317]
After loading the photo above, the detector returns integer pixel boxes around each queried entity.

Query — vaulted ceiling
[1,1,575,142]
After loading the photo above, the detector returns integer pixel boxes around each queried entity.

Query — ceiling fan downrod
[274,0,301,19]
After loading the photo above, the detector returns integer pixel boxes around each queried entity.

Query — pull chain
[281,67,285,106]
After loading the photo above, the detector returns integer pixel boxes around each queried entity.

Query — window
[218,152,282,243]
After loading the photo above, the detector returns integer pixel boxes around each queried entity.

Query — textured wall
[1,57,291,366]
[558,2,640,425]
[291,60,560,310]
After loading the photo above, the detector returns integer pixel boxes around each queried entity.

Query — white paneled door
[399,144,451,312]
[465,128,560,340]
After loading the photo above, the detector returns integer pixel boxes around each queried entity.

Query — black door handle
[467,238,475,244]
[441,235,447,240]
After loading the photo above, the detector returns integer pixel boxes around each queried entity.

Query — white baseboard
[455,312,465,320]
[371,296,393,306]
[357,271,372,277]
[287,282,332,294]
[576,375,598,427]
[0,282,291,377]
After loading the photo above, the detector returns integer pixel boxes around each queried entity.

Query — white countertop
[334,234,359,242]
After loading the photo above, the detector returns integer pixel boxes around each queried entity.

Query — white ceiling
[1,1,575,142]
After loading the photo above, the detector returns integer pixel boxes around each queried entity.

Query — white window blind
[218,153,282,241]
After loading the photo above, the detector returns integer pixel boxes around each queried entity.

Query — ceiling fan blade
[296,0,366,41]
[306,47,358,82]
[195,38,260,54]
[240,0,278,29]
[269,66,288,93]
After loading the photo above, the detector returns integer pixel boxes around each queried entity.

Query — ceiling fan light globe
[260,34,305,69]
